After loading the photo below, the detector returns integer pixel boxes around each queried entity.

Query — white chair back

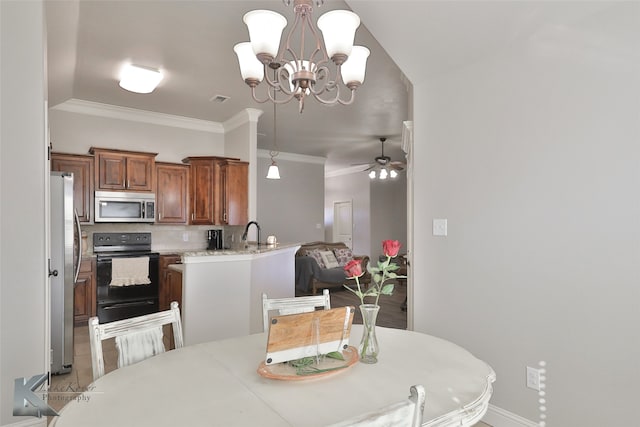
[326,385,426,427]
[88,301,183,381]
[262,289,331,332]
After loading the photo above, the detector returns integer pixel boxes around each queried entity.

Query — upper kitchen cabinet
[51,152,94,223]
[90,148,157,192]
[182,156,247,226]
[218,159,248,226]
[156,162,189,224]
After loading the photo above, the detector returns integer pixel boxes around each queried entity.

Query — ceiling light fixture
[233,0,370,113]
[119,64,163,94]
[266,67,281,180]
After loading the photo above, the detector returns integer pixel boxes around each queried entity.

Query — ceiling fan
[357,138,406,179]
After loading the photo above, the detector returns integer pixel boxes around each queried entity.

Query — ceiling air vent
[209,94,230,104]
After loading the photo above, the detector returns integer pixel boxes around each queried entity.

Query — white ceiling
[45,0,411,173]
[45,1,634,173]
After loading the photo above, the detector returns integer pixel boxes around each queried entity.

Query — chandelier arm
[250,85,298,105]
[311,87,356,106]
[278,8,303,66]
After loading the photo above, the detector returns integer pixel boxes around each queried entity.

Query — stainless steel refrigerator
[50,171,80,375]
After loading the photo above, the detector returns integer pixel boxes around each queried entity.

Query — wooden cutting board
[265,306,355,365]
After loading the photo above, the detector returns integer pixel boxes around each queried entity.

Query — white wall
[0,1,48,424]
[49,104,225,162]
[325,173,371,258]
[370,175,407,261]
[256,150,325,244]
[412,6,640,426]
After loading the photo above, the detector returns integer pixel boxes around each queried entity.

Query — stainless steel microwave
[94,191,155,223]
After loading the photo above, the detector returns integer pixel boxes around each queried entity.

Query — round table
[51,326,495,427]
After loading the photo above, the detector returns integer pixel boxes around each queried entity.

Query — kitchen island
[178,243,300,345]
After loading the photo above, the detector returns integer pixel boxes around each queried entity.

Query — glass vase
[358,304,380,364]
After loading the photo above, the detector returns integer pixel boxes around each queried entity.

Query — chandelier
[233,0,370,113]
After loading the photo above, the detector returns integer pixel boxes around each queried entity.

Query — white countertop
[181,243,300,263]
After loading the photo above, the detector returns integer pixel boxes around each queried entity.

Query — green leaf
[325,351,345,361]
[381,284,395,295]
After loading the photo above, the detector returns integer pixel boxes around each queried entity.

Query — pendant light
[266,65,281,180]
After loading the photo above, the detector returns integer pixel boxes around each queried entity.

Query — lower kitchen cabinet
[160,255,183,310]
[159,254,183,349]
[74,258,96,326]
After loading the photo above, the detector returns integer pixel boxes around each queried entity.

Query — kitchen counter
[179,243,300,345]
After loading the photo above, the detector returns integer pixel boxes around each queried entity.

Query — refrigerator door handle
[48,258,58,277]
[73,209,81,284]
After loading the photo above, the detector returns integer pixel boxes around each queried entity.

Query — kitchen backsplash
[81,223,245,254]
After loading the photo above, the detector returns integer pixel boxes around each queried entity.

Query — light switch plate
[433,219,447,236]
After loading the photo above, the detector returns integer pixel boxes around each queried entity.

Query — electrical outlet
[182,232,189,242]
[527,366,541,390]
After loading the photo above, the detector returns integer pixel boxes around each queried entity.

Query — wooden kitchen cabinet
[51,152,94,223]
[217,159,248,225]
[159,254,182,311]
[182,156,247,225]
[156,162,189,224]
[74,258,96,326]
[90,147,157,192]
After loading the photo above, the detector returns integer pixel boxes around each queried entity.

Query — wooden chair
[326,385,426,427]
[88,301,183,381]
[262,289,331,332]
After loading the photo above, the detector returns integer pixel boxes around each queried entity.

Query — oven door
[96,252,159,323]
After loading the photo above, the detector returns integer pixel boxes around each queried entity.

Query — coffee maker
[207,229,223,250]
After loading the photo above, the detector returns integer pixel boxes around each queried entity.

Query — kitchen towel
[115,326,165,368]
[109,257,151,287]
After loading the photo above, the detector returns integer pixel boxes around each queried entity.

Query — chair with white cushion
[88,301,183,381]
[262,289,331,332]
[326,385,426,427]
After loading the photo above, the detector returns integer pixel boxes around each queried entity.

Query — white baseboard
[1,417,47,427]
[483,404,538,427]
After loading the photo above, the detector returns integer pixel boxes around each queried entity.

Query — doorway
[333,200,353,247]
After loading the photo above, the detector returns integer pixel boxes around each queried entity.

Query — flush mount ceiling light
[119,64,163,94]
[233,0,370,113]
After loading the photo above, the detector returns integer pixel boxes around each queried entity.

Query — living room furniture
[327,385,425,427]
[52,326,495,427]
[262,289,331,332]
[88,301,183,380]
[295,242,371,295]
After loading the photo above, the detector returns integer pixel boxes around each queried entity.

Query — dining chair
[262,288,331,332]
[326,385,426,427]
[88,301,183,381]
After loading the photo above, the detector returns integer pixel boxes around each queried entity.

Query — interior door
[333,200,353,248]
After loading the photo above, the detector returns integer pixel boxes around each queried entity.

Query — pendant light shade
[266,162,281,179]
[243,10,287,60]
[341,46,370,87]
[316,10,360,62]
[233,42,264,83]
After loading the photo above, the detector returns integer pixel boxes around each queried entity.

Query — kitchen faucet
[242,221,261,246]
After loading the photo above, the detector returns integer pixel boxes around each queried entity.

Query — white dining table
[51,325,495,427]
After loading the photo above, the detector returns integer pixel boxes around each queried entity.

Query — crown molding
[51,98,224,133]
[224,108,264,132]
[257,149,325,165]
[325,165,368,178]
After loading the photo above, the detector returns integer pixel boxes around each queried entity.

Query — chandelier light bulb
[390,170,398,178]
[369,170,376,179]
[379,168,388,180]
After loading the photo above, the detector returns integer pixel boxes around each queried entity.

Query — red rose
[382,240,401,257]
[343,259,363,278]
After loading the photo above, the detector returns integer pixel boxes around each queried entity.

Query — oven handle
[103,300,155,310]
